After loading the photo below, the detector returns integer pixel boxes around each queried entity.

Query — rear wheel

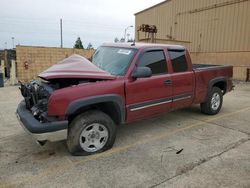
[201,87,223,115]
[67,110,116,156]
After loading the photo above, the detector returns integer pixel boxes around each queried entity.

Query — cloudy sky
[0,0,164,49]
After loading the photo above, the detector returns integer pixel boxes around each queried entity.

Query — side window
[168,50,188,73]
[138,50,167,75]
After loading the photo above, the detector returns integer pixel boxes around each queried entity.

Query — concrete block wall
[16,45,95,82]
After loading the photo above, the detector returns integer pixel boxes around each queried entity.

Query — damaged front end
[20,80,54,123]
[19,78,96,122]
[16,79,69,143]
[16,54,116,143]
[17,77,107,143]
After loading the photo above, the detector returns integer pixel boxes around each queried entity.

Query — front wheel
[67,110,117,156]
[201,87,223,115]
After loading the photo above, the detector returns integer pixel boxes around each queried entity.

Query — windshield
[92,46,136,76]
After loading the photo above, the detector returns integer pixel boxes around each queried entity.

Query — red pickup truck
[17,43,233,155]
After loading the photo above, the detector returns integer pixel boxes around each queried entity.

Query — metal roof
[134,0,169,15]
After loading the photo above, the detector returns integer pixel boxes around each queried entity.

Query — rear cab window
[137,50,167,75]
[168,50,188,73]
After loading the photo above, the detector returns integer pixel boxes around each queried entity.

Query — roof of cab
[101,43,186,50]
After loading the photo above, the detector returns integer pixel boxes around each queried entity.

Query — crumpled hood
[39,54,116,80]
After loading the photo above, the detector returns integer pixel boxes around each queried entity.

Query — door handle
[164,80,172,86]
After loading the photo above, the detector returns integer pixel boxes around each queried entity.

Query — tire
[200,87,223,115]
[67,110,117,156]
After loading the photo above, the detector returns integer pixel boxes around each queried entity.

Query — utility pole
[60,19,63,48]
[11,37,15,49]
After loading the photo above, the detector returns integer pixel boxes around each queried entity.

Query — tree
[119,38,125,43]
[87,42,93,50]
[74,37,84,49]
[114,37,119,43]
[127,38,134,42]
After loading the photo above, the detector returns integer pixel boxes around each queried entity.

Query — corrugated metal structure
[135,0,250,80]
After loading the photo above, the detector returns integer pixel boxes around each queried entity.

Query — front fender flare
[65,94,125,124]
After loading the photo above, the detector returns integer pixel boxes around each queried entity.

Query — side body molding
[65,94,125,124]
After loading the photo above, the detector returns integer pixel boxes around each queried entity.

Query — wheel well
[67,102,122,125]
[213,81,227,94]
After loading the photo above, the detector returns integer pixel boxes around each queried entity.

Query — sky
[0,0,164,49]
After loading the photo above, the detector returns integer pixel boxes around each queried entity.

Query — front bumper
[16,101,68,142]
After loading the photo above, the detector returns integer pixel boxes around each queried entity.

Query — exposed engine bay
[20,80,54,123]
[19,78,97,123]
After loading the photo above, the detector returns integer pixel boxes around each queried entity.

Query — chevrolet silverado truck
[16,43,233,155]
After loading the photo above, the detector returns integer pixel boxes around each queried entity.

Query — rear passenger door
[125,49,172,122]
[168,49,195,109]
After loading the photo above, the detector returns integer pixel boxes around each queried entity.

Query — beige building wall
[16,45,95,82]
[135,0,250,80]
[135,0,250,52]
[190,51,250,80]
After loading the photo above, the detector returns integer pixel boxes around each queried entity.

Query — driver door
[125,49,173,122]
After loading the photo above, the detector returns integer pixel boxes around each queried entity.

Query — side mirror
[132,67,152,79]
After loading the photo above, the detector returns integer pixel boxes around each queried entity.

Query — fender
[65,94,125,124]
[208,76,227,97]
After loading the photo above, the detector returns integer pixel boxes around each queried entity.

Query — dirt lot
[0,83,250,188]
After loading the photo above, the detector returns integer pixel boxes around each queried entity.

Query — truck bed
[193,64,221,70]
[192,64,233,104]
